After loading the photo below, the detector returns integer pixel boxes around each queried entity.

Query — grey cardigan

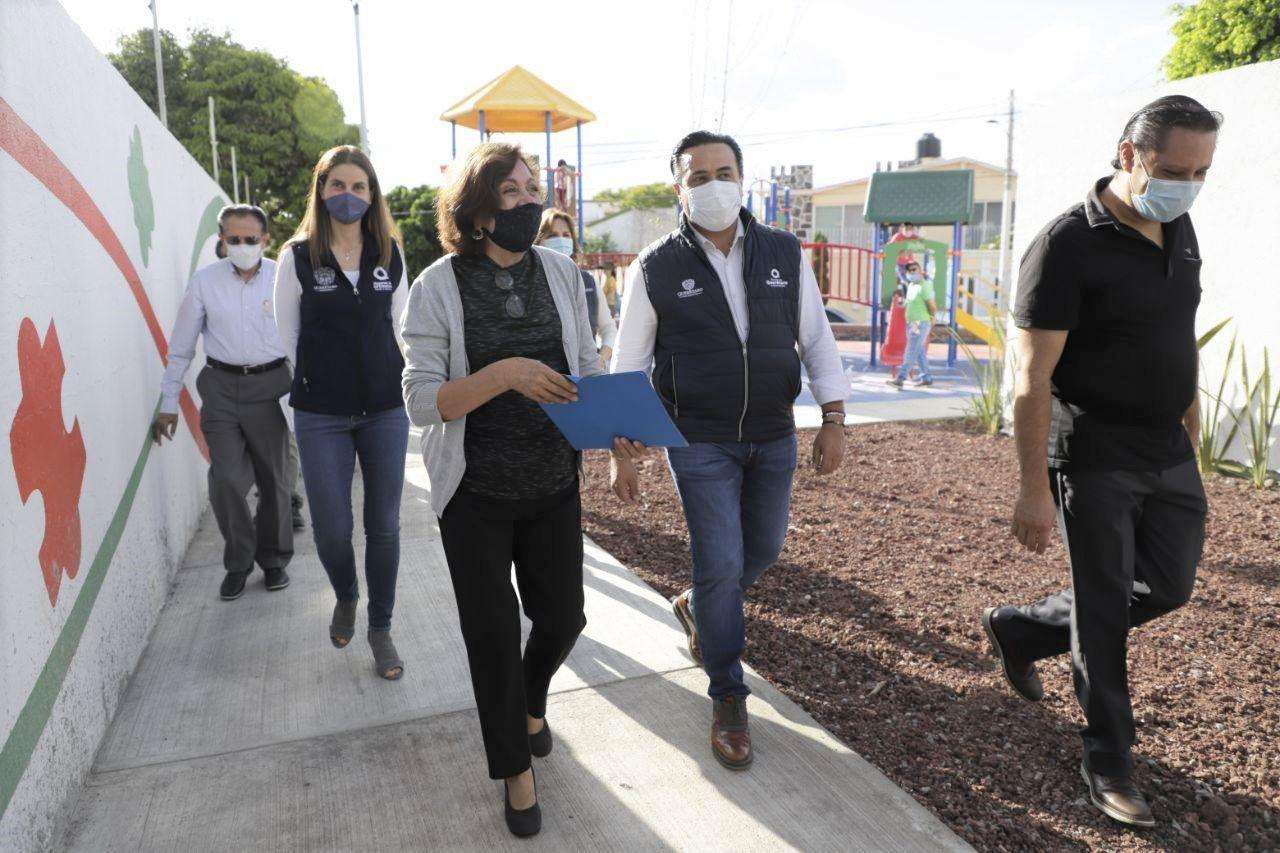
[400,245,603,515]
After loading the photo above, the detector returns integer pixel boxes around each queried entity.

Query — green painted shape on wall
[127,127,154,266]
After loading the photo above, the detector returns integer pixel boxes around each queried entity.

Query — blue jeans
[294,406,409,631]
[900,320,933,381]
[666,434,798,699]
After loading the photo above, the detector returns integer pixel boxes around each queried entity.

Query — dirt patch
[581,420,1280,852]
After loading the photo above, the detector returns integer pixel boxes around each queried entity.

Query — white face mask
[226,242,263,271]
[684,180,742,232]
[543,235,575,256]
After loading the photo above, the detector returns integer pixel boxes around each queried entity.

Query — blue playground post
[870,223,884,369]
[948,222,961,367]
[451,121,456,158]
[544,111,553,207]
[770,182,779,226]
[576,121,584,230]
[784,188,791,228]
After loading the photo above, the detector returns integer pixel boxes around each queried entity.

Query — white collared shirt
[159,257,288,414]
[610,219,851,405]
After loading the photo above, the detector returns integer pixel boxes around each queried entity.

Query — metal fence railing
[802,242,876,306]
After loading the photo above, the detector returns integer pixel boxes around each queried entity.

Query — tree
[595,182,679,211]
[109,28,360,243]
[582,232,618,256]
[1162,0,1280,80]
[385,185,443,279]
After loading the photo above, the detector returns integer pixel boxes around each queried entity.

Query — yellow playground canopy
[441,66,595,226]
[440,65,596,133]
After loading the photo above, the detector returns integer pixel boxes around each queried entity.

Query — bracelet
[821,412,846,425]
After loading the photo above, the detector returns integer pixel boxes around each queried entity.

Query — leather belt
[206,356,287,376]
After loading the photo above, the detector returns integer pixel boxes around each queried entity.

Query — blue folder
[539,371,688,450]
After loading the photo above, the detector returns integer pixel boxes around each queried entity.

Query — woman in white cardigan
[399,142,641,838]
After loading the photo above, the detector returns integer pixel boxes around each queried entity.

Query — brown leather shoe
[1081,763,1156,827]
[671,589,703,668]
[711,696,752,770]
[982,606,1044,702]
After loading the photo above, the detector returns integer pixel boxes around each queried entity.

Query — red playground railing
[801,242,876,307]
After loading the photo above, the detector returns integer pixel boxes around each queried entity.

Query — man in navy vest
[610,131,850,770]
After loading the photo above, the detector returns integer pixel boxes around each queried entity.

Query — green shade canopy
[863,170,975,225]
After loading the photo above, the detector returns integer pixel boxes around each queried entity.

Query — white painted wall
[1009,59,1280,468]
[0,2,225,849]
[585,207,680,254]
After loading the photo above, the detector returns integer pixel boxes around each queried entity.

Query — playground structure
[862,168,978,369]
[440,65,595,233]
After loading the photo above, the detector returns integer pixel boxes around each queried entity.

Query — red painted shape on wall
[11,319,88,606]
[0,96,208,461]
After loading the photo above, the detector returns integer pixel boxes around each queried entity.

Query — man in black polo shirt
[982,96,1221,828]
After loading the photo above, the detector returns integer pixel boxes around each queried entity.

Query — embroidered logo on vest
[372,265,393,292]
[314,267,338,292]
[677,278,703,299]
[765,267,789,288]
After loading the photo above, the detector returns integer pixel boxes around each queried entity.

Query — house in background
[583,206,679,254]
[795,134,1016,275]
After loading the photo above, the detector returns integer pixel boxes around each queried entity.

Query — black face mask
[484,202,543,253]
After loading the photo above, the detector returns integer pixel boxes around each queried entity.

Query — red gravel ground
[580,420,1280,852]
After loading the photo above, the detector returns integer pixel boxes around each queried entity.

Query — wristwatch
[821,411,846,426]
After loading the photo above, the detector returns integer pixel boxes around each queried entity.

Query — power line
[716,1,734,130]
[587,108,1025,168]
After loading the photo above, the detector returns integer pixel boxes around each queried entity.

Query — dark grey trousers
[1003,459,1206,777]
[195,364,294,574]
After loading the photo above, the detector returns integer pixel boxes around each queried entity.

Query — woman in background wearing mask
[274,145,411,680]
[535,208,617,368]
[400,143,642,837]
[888,259,936,388]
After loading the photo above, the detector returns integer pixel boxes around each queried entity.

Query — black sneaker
[220,571,248,601]
[264,568,290,591]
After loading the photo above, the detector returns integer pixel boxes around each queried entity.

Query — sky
[60,0,1178,197]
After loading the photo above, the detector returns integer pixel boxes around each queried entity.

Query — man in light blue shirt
[152,205,294,601]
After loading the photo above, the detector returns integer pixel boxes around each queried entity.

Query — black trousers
[438,485,586,780]
[1002,459,1206,776]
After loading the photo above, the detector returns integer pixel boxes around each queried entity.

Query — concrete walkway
[59,441,970,852]
[795,346,982,428]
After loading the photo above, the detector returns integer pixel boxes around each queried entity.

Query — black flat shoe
[982,606,1044,702]
[264,568,290,591]
[503,771,541,838]
[529,719,552,758]
[220,571,248,601]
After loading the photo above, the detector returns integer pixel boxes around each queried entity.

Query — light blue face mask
[905,272,922,282]
[1131,158,1203,223]
[543,236,575,256]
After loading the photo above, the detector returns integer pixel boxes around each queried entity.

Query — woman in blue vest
[535,208,617,369]
[274,145,411,681]
[400,143,641,837]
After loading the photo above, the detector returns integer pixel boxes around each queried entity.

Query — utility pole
[350,1,370,154]
[997,89,1015,298]
[230,146,239,203]
[148,1,168,127]
[208,96,220,184]
[243,173,251,206]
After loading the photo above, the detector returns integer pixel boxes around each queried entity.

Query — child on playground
[890,260,936,388]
